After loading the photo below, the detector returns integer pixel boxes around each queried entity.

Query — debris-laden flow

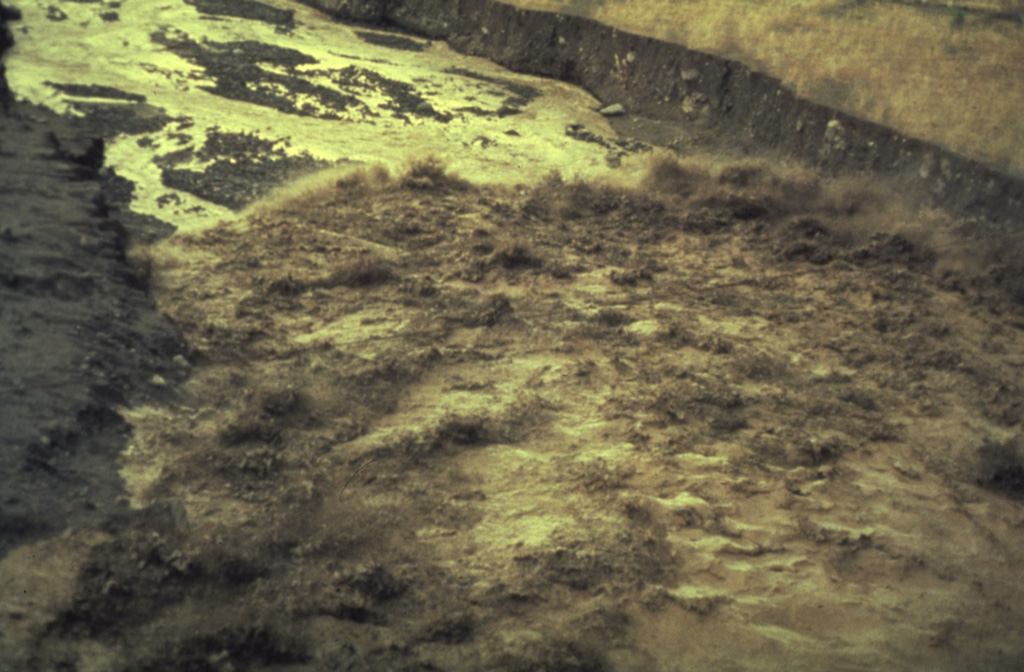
[5,157,1024,671]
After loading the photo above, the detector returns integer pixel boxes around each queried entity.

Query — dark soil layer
[0,4,185,556]
[301,0,1024,229]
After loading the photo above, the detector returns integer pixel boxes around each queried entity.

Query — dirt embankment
[0,1,185,556]
[300,0,1024,230]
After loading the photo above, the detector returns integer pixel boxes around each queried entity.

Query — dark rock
[46,82,146,102]
[1,2,21,21]
[46,132,105,172]
[299,0,388,23]
[0,0,17,110]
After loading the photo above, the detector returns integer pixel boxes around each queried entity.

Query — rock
[599,103,625,117]
[414,101,434,116]
[824,119,846,151]
[46,132,105,172]
[919,152,938,180]
[185,0,295,27]
[1,3,21,20]
[172,354,190,369]
[680,68,700,82]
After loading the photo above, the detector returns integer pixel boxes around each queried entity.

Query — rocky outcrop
[299,0,1024,228]
[0,4,14,49]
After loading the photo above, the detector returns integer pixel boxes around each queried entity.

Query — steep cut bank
[300,0,1024,229]
[0,2,186,556]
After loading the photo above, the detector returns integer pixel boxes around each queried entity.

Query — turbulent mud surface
[6,157,1024,670]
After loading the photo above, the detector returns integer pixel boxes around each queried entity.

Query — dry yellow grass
[514,0,1024,176]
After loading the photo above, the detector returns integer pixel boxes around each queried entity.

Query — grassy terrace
[512,0,1024,176]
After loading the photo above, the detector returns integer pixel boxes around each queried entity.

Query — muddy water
[5,0,643,233]
[7,2,1024,671]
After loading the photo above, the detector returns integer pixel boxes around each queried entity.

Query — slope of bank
[0,1,186,556]
[302,0,1024,230]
